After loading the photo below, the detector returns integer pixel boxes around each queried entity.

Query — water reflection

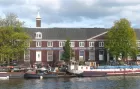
[0,76,140,89]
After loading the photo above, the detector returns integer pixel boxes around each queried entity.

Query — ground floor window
[24,50,30,61]
[89,51,94,60]
[59,50,64,61]
[99,50,104,61]
[47,50,53,61]
[79,50,85,61]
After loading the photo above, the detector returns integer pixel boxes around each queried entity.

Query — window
[79,42,85,47]
[47,41,53,47]
[59,50,64,61]
[36,41,41,47]
[24,50,30,61]
[47,51,53,61]
[99,50,104,61]
[35,32,42,39]
[70,42,75,47]
[79,50,85,61]
[59,41,65,47]
[99,42,104,47]
[137,41,140,47]
[89,51,94,60]
[89,42,94,47]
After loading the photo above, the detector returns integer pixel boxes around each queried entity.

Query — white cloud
[0,0,140,28]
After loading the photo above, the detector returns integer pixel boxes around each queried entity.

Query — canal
[0,76,140,89]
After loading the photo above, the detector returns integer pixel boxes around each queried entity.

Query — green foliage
[105,18,138,60]
[0,13,30,64]
[61,39,75,63]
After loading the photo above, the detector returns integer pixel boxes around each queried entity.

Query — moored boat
[24,67,58,79]
[67,60,140,77]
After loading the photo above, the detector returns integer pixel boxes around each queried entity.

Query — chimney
[36,12,41,27]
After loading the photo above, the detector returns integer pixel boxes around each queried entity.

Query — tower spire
[36,12,41,19]
[36,11,41,27]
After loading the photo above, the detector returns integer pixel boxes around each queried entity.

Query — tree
[0,13,30,65]
[105,18,138,62]
[61,39,74,63]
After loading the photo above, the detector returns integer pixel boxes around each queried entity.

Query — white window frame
[24,50,30,62]
[137,41,140,47]
[79,50,85,60]
[70,42,75,47]
[89,51,95,60]
[99,42,104,47]
[36,41,41,47]
[47,50,53,61]
[59,50,63,61]
[89,42,94,47]
[79,42,85,47]
[35,32,42,39]
[59,41,65,47]
[99,50,104,61]
[47,41,53,47]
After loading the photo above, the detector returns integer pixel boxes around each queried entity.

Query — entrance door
[36,51,41,61]
[99,50,104,61]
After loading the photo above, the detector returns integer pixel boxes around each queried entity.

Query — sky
[0,0,140,28]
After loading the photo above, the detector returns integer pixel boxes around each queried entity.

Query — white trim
[87,31,108,40]
[47,41,53,47]
[36,41,42,47]
[70,42,75,47]
[137,41,140,47]
[47,50,53,61]
[89,51,95,60]
[59,41,65,47]
[89,42,94,47]
[32,39,85,41]
[32,39,105,42]
[79,50,85,61]
[36,51,42,61]
[35,32,42,39]
[79,42,85,47]
[59,50,63,61]
[24,50,30,62]
[99,42,104,47]
[99,50,104,61]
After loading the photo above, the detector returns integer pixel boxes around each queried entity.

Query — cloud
[0,0,140,28]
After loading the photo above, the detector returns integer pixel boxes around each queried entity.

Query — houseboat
[67,60,140,77]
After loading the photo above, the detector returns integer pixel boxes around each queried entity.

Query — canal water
[0,76,140,89]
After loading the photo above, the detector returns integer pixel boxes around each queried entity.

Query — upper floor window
[36,41,41,47]
[70,42,75,47]
[99,42,104,47]
[47,41,53,47]
[89,42,94,47]
[59,41,65,47]
[137,41,140,47]
[79,42,85,47]
[35,32,42,39]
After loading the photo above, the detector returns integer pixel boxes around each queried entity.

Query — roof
[25,28,108,40]
[24,28,140,40]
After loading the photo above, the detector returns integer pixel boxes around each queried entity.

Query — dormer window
[35,32,42,39]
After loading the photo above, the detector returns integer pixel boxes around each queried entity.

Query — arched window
[35,32,42,39]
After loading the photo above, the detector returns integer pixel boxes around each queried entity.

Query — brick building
[24,12,140,66]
